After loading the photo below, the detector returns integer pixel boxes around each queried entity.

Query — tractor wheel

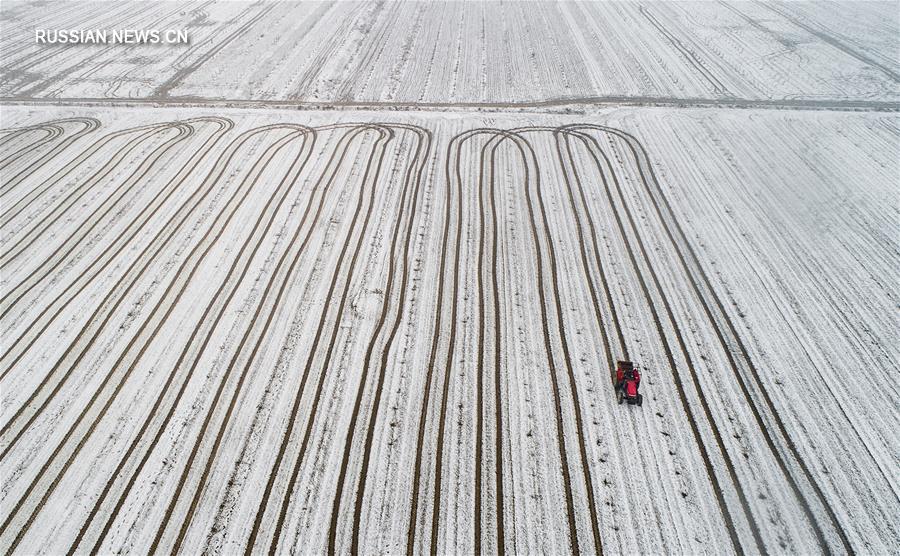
[637,394,643,407]
[617,390,624,404]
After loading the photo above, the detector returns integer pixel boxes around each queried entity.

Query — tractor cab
[614,360,642,406]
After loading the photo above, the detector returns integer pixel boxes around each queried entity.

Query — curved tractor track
[404,125,851,555]
[568,124,848,553]
[0,117,859,555]
[568,124,852,553]
[1,122,318,551]
[0,118,100,196]
[0,125,62,172]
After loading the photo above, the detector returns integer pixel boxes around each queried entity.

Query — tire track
[0,124,61,171]
[154,3,277,97]
[0,129,197,430]
[409,127,465,556]
[577,123,852,553]
[100,0,217,99]
[57,121,352,553]
[0,118,231,375]
[215,123,403,552]
[498,128,600,555]
[420,129,600,555]
[0,3,139,75]
[0,120,171,220]
[413,125,756,555]
[553,126,643,550]
[16,1,195,98]
[0,122,194,318]
[400,114,463,556]
[0,118,221,321]
[477,129,587,554]
[756,1,899,83]
[479,130,506,556]
[287,3,370,101]
[0,124,50,149]
[556,126,755,554]
[0,123,287,460]
[146,124,393,554]
[0,128,37,152]
[69,123,336,555]
[0,118,100,198]
[0,123,188,265]
[0,2,87,58]
[0,3,142,75]
[639,5,729,96]
[551,128,627,362]
[0,124,313,554]
[0,122,191,381]
[237,124,401,556]
[0,118,860,554]
[322,123,430,555]
[236,123,384,554]
[415,129,505,556]
[0,120,186,239]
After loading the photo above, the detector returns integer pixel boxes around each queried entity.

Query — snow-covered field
[1,1,898,102]
[1,1,898,555]
[1,105,896,554]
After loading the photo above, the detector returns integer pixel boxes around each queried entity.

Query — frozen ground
[1,1,899,555]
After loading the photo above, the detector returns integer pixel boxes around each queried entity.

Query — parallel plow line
[0,118,231,354]
[0,125,61,171]
[639,5,729,96]
[560,126,754,553]
[0,118,100,198]
[64,121,320,552]
[239,124,424,555]
[0,120,192,235]
[0,120,202,321]
[0,3,142,74]
[325,123,431,555]
[91,124,318,554]
[577,123,851,553]
[406,125,849,555]
[413,129,604,556]
[1,123,190,264]
[149,124,393,554]
[0,119,232,380]
[0,123,310,551]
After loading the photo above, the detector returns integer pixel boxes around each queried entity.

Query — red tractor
[614,360,642,406]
